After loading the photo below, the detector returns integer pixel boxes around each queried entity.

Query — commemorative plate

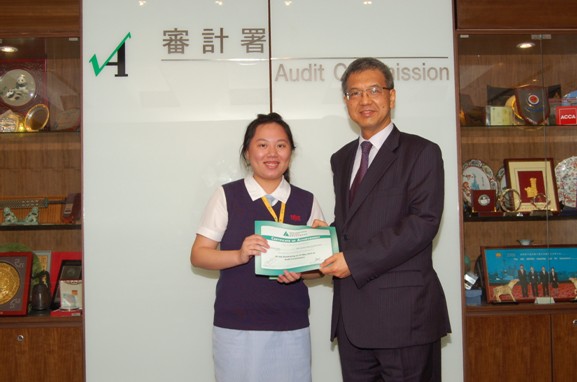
[563,90,577,98]
[495,166,508,195]
[462,159,498,206]
[0,69,37,108]
[0,262,20,305]
[555,156,577,208]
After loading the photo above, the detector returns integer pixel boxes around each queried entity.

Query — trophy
[530,192,552,216]
[514,85,550,125]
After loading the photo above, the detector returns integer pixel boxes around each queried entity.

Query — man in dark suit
[320,57,451,382]
[539,266,549,297]
[518,264,529,297]
[528,266,539,297]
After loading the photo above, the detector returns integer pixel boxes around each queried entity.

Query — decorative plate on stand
[462,159,498,206]
[555,156,577,208]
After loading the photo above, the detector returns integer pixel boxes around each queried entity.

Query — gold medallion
[0,262,21,305]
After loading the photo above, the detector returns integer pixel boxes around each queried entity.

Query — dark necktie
[349,141,372,205]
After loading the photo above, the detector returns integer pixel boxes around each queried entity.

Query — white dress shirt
[349,123,394,187]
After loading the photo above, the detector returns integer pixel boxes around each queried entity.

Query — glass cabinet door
[0,36,82,248]
[457,32,577,305]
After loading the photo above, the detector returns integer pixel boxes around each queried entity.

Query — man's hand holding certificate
[254,221,339,276]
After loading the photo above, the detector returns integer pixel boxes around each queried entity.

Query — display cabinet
[455,24,577,382]
[0,1,83,380]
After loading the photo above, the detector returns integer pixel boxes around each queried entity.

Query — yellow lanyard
[261,196,285,223]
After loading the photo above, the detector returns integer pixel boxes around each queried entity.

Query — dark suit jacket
[518,269,528,285]
[330,125,451,349]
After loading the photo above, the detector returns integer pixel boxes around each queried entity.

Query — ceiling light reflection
[516,42,535,49]
[0,46,18,53]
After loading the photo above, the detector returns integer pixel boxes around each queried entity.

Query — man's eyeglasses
[345,86,392,101]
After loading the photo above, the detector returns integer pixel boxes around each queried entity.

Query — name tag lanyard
[261,196,285,223]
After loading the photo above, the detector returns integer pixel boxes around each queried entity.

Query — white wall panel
[270,3,461,380]
[84,1,270,381]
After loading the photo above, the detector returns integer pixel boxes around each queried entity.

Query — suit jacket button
[343,234,349,241]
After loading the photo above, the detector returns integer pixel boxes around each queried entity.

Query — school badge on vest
[514,85,550,125]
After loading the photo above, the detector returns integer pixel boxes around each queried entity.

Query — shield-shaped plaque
[514,85,550,125]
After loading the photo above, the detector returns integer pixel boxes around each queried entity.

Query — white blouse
[197,176,325,242]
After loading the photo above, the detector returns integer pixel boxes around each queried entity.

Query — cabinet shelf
[466,301,577,316]
[0,224,81,231]
[464,214,577,222]
[0,315,82,328]
[461,125,577,142]
[2,130,80,139]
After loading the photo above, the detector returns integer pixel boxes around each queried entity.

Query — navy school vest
[214,179,313,331]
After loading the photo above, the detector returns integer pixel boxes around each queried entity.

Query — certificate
[254,221,339,276]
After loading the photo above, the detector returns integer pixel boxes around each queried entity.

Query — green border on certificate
[254,221,339,276]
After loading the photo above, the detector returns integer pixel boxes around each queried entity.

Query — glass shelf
[0,224,81,231]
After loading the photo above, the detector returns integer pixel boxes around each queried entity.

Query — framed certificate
[504,158,560,213]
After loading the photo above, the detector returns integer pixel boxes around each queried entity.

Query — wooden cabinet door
[0,325,83,382]
[465,314,552,382]
[552,312,577,382]
[0,328,19,382]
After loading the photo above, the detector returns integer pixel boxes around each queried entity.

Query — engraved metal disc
[498,188,522,212]
[0,262,20,305]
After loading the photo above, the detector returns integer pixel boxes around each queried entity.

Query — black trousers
[336,317,442,382]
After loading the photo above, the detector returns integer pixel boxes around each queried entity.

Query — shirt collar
[244,175,290,203]
[359,122,393,149]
